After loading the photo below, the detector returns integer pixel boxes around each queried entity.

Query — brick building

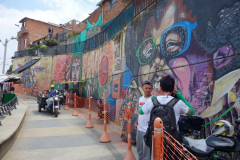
[63,7,103,33]
[97,0,130,25]
[17,18,66,51]
[16,1,131,51]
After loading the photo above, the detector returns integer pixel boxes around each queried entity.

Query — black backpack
[144,97,180,148]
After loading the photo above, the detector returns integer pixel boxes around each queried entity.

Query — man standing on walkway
[135,80,153,160]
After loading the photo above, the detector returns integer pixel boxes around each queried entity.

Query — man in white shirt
[139,75,190,131]
[135,80,153,160]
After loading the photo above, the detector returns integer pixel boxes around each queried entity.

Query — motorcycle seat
[183,137,214,158]
[184,144,214,158]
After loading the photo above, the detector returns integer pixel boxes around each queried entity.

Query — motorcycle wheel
[38,104,41,112]
[55,109,58,117]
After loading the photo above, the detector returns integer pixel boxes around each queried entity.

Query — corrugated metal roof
[12,58,41,74]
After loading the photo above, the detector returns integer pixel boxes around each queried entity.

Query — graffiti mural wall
[12,56,52,96]
[12,0,240,133]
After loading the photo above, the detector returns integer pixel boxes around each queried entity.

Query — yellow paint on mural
[211,69,240,106]
[200,96,224,118]
[32,56,52,79]
[12,57,25,77]
[200,69,240,118]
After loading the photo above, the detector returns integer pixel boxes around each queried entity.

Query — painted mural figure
[125,0,240,135]
[13,0,240,139]
[17,56,45,96]
[69,54,82,95]
[21,57,34,88]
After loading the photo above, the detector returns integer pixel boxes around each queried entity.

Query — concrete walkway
[3,95,137,160]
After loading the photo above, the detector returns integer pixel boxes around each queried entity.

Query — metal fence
[14,0,157,58]
[0,95,18,126]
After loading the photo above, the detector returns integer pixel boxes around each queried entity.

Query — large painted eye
[136,38,155,65]
[165,32,181,52]
[76,65,80,71]
[161,26,187,58]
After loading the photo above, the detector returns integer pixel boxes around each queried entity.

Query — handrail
[13,0,157,58]
[0,96,18,126]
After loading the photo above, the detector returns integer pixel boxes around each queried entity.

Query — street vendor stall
[0,74,20,104]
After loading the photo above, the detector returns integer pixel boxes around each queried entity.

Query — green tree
[43,39,59,47]
[6,65,13,75]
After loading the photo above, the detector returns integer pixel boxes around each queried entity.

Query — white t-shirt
[142,95,189,130]
[137,96,152,132]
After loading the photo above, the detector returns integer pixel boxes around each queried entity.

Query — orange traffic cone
[99,99,111,143]
[123,103,136,160]
[63,105,69,110]
[25,91,28,99]
[124,151,136,160]
[86,97,94,128]
[72,109,78,116]
[72,93,78,116]
[100,130,111,143]
[63,92,69,110]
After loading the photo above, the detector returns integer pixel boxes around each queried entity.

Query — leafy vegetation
[29,45,46,49]
[43,39,59,47]
[6,65,12,75]
[68,32,81,38]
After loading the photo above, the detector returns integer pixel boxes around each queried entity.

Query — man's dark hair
[160,75,175,92]
[142,80,153,87]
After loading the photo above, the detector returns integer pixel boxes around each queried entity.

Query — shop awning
[4,76,20,82]
[0,75,20,83]
[12,58,41,74]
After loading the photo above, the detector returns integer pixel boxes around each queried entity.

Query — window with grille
[23,39,27,48]
[108,0,116,10]
[49,27,54,34]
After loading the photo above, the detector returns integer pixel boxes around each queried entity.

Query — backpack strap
[152,96,160,106]
[149,97,160,126]
[166,98,179,107]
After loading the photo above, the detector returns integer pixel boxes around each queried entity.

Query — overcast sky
[0,0,99,74]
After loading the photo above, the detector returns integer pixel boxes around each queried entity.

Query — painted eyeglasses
[136,21,197,65]
[160,21,197,58]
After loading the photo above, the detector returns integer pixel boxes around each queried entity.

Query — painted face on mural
[135,0,197,98]
[23,69,30,79]
[71,58,81,84]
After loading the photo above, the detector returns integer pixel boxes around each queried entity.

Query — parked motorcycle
[182,118,240,160]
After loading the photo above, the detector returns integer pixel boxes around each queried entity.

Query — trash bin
[3,93,15,103]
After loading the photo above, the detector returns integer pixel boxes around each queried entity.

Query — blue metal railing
[0,96,18,126]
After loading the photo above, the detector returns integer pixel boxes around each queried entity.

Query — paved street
[3,96,135,160]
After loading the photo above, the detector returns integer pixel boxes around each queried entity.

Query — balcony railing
[14,0,157,58]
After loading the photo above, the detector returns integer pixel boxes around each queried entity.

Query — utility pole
[15,24,21,51]
[2,39,7,74]
[0,37,17,74]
